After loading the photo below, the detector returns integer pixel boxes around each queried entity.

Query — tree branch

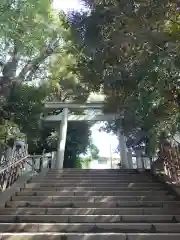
[18,39,60,82]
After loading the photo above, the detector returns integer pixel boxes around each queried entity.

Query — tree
[77,140,100,169]
[0,1,69,149]
[0,79,92,169]
[70,0,180,156]
[3,83,49,150]
[64,122,91,168]
[89,141,99,160]
[44,121,91,168]
[0,1,93,169]
[47,34,90,103]
[0,0,67,104]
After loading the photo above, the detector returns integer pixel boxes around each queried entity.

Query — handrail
[0,142,29,192]
[0,144,53,192]
[0,155,29,175]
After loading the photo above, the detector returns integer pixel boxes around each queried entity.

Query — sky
[52,0,119,158]
[53,0,85,12]
[91,123,119,158]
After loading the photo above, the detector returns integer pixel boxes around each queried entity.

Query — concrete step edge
[0,214,179,223]
[8,200,179,204]
[1,222,180,233]
[1,207,179,215]
[12,196,175,201]
[0,233,180,240]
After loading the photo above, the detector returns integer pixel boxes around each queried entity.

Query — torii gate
[43,101,133,169]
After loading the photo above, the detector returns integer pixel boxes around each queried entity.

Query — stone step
[14,194,176,201]
[45,172,151,175]
[1,207,180,215]
[1,167,180,237]
[47,171,141,173]
[1,233,180,240]
[44,177,154,181]
[44,175,154,178]
[0,214,180,223]
[38,181,158,185]
[7,200,179,208]
[22,183,164,190]
[43,178,153,181]
[44,172,151,176]
[9,196,180,206]
[35,178,156,182]
[20,189,169,196]
[0,222,180,233]
[44,173,147,175]
[47,169,139,175]
[48,168,138,170]
[20,185,166,191]
[19,188,170,194]
[7,199,180,207]
[46,171,140,174]
[45,174,142,177]
[24,185,165,191]
[127,234,180,240]
[45,174,152,177]
[24,183,165,188]
[45,174,148,178]
[47,169,138,171]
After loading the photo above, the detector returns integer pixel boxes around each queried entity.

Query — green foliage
[79,156,91,169]
[0,120,18,145]
[70,0,180,155]
[0,0,53,54]
[88,141,99,160]
[2,84,46,148]
[0,0,68,105]
[47,37,90,102]
[1,81,92,168]
[64,122,91,168]
[0,1,92,170]
[75,157,83,168]
[0,0,67,143]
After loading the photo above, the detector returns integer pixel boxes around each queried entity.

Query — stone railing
[0,144,28,192]
[26,154,52,174]
[0,142,54,192]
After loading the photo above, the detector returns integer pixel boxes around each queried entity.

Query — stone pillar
[55,108,68,169]
[117,128,129,168]
[143,157,150,169]
[127,149,133,169]
[135,148,144,170]
[51,151,56,169]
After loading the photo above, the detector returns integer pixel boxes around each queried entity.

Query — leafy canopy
[70,0,180,154]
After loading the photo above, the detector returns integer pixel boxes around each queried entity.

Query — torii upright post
[135,148,144,170]
[117,128,129,168]
[127,149,133,169]
[55,108,69,169]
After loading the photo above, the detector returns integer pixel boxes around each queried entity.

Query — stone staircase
[0,169,180,239]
